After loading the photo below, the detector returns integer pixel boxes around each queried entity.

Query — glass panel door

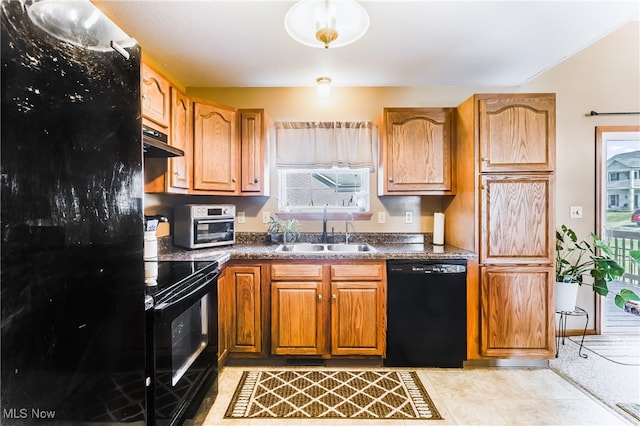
[596,126,640,333]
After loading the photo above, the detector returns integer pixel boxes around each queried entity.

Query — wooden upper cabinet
[192,99,237,193]
[238,109,269,195]
[478,94,555,172]
[141,62,170,130]
[379,107,454,195]
[168,87,190,192]
[480,265,554,358]
[480,174,554,264]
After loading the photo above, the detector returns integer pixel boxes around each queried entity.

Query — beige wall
[520,20,640,322]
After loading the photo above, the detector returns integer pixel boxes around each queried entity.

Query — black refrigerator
[1,1,146,424]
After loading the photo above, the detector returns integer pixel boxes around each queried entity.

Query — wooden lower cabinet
[227,264,263,354]
[480,265,554,358]
[217,267,232,365]
[271,261,386,357]
[271,281,325,355]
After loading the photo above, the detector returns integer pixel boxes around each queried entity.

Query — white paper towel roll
[433,212,445,245]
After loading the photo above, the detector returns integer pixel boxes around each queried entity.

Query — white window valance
[274,121,377,169]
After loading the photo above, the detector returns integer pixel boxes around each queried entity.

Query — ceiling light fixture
[316,76,332,99]
[285,0,369,49]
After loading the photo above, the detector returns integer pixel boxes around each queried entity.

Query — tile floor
[201,365,632,425]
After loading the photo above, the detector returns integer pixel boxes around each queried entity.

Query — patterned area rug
[224,370,442,420]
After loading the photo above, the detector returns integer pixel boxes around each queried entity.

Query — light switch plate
[378,212,386,224]
[262,211,270,223]
[570,206,583,219]
[237,211,245,223]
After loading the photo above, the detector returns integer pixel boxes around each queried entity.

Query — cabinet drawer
[271,263,323,280]
[331,263,384,280]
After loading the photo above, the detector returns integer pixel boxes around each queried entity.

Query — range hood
[143,126,184,158]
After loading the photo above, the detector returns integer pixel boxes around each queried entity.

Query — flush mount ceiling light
[26,0,136,56]
[285,0,369,49]
[316,76,332,99]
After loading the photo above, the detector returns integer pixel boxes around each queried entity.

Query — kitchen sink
[326,244,376,252]
[275,243,377,253]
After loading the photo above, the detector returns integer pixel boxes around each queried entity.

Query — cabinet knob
[388,177,393,183]
[332,294,337,300]
[173,171,183,177]
[318,294,322,300]
[254,177,259,184]
[232,177,236,183]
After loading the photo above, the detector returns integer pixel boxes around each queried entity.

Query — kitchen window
[274,121,376,214]
[278,168,369,212]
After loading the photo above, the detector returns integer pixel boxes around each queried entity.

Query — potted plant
[266,215,283,243]
[283,218,300,244]
[555,224,625,311]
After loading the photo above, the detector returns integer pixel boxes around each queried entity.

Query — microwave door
[194,219,234,244]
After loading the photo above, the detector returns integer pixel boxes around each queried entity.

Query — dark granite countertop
[154,232,477,264]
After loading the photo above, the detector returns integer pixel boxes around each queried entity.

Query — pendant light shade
[285,0,369,49]
[316,77,332,99]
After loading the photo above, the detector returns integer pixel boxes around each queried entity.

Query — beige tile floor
[201,366,633,425]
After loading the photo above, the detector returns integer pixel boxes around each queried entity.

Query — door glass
[171,295,209,385]
[597,127,640,332]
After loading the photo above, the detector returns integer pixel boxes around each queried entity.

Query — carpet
[224,370,442,420]
[569,334,640,365]
[617,403,640,421]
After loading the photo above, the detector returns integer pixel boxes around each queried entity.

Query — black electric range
[144,260,219,425]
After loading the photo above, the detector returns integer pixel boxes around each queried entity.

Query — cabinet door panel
[480,266,554,358]
[168,88,190,191]
[239,109,268,194]
[141,62,170,129]
[480,174,554,264]
[380,108,453,194]
[271,282,324,355]
[193,101,237,192]
[479,95,555,172]
[331,282,385,356]
[229,266,261,353]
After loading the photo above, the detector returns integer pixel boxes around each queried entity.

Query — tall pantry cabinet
[446,94,556,359]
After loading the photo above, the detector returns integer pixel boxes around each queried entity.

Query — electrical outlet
[262,211,270,223]
[405,211,413,224]
[237,211,245,224]
[570,206,583,219]
[378,212,386,224]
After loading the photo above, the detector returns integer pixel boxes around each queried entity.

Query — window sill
[276,212,373,221]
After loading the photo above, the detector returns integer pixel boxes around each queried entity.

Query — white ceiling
[94,0,640,88]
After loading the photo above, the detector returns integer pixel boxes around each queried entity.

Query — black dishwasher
[384,259,467,367]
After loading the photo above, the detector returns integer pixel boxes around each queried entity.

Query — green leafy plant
[283,218,300,243]
[266,215,283,235]
[556,224,639,309]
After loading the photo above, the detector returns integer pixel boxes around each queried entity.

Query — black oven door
[194,218,234,246]
[149,269,219,426]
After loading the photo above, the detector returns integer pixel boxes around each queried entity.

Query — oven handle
[195,218,234,224]
[154,269,220,316]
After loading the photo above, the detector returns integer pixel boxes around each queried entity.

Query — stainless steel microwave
[174,204,235,249]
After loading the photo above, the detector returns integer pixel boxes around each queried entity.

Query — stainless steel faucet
[322,205,328,243]
[345,212,354,244]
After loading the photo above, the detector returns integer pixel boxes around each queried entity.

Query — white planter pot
[555,281,579,312]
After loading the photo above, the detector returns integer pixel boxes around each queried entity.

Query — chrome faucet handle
[345,212,354,244]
